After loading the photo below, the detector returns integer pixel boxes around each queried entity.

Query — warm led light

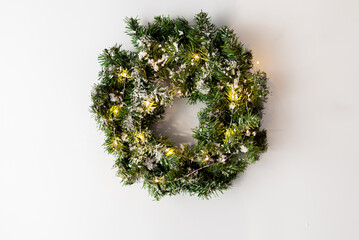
[165,148,175,156]
[143,100,150,107]
[136,132,145,143]
[225,128,234,138]
[118,68,129,80]
[109,105,121,117]
[192,53,200,60]
[256,61,260,65]
[227,87,239,102]
[143,99,155,112]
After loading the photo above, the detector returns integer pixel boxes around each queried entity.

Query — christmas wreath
[91,12,270,200]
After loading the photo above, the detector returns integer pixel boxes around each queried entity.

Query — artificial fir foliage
[91,12,270,200]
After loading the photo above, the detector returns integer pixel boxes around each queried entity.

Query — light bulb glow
[136,132,145,143]
[227,87,240,102]
[192,53,200,61]
[118,68,129,81]
[109,105,121,117]
[165,148,175,156]
[143,99,155,112]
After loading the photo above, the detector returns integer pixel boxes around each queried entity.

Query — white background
[1,0,359,239]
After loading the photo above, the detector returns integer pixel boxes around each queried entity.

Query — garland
[91,12,270,200]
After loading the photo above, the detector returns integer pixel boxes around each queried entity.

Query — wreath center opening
[150,98,206,146]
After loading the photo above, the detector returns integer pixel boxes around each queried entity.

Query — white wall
[1,0,359,239]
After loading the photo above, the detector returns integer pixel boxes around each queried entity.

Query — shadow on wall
[151,98,206,146]
[229,22,287,151]
[209,7,288,149]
